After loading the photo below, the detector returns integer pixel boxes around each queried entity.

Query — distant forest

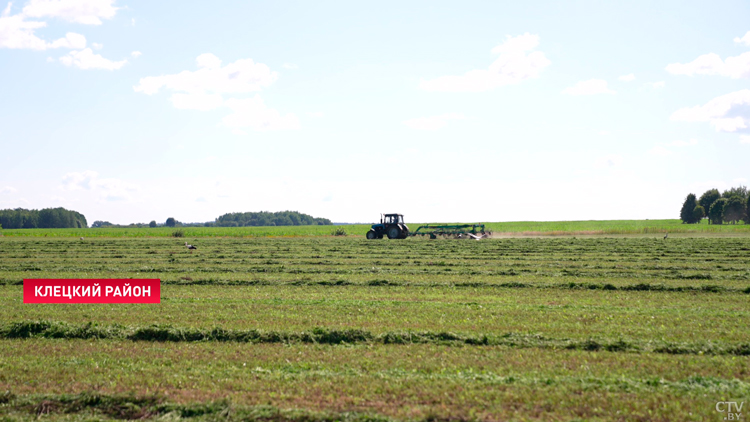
[0,208,88,229]
[213,211,331,227]
[92,211,331,228]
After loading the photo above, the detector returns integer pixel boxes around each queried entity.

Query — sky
[1,0,749,225]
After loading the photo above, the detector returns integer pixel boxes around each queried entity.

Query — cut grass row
[1,340,747,420]
[1,219,749,238]
[3,285,750,343]
[3,320,750,356]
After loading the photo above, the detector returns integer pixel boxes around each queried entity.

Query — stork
[663,233,668,239]
[185,242,197,253]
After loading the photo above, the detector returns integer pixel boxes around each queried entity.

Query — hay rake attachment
[410,224,491,240]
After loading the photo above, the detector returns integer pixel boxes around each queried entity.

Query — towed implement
[411,223,490,240]
[366,214,490,240]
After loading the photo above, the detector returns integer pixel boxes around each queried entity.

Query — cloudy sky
[1,0,749,225]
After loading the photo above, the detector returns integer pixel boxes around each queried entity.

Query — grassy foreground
[1,235,749,420]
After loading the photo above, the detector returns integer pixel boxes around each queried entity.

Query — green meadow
[1,218,749,238]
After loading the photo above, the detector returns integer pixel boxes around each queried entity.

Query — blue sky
[1,0,749,225]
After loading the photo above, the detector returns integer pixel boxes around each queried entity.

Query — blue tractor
[366,213,409,239]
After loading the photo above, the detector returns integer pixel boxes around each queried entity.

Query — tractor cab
[383,214,404,225]
[366,213,410,240]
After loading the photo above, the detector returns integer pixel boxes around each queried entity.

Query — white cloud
[740,135,750,144]
[671,89,750,133]
[670,139,698,147]
[231,129,247,135]
[195,52,221,69]
[598,130,611,136]
[130,50,141,58]
[222,95,300,131]
[666,52,750,79]
[49,31,85,48]
[0,4,86,50]
[134,54,277,95]
[0,186,17,194]
[22,0,118,25]
[59,47,126,69]
[135,54,297,132]
[734,31,750,46]
[618,73,635,82]
[650,81,665,89]
[307,111,324,118]
[419,33,550,92]
[403,113,466,130]
[562,79,616,95]
[282,63,298,69]
[595,154,622,168]
[648,146,673,157]
[62,170,98,190]
[61,170,138,201]
[91,41,101,49]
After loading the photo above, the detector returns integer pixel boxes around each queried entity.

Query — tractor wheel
[387,227,401,239]
[366,230,377,240]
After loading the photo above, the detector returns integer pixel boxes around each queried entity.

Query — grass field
[1,218,749,238]
[1,226,749,420]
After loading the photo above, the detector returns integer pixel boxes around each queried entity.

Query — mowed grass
[1,236,749,288]
[3,286,750,343]
[1,235,749,420]
[1,340,748,421]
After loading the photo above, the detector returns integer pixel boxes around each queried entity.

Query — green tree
[214,211,332,227]
[746,195,750,224]
[0,208,86,228]
[165,217,176,227]
[724,196,746,224]
[680,193,699,224]
[722,186,748,200]
[709,198,727,225]
[693,205,705,222]
[149,221,157,228]
[699,189,720,223]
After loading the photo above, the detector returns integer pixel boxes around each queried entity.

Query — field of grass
[1,218,749,238]
[1,232,749,420]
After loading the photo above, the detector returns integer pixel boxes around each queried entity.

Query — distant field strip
[1,219,749,238]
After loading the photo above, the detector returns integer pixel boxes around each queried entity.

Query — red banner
[23,279,161,303]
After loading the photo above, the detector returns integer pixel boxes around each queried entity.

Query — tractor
[366,214,409,239]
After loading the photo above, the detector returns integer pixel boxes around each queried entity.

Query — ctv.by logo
[716,401,744,420]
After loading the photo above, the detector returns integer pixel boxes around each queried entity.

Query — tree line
[213,211,331,227]
[0,208,88,229]
[87,211,332,229]
[680,186,749,224]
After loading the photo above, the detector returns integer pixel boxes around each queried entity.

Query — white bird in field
[664,233,668,239]
[185,242,197,252]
